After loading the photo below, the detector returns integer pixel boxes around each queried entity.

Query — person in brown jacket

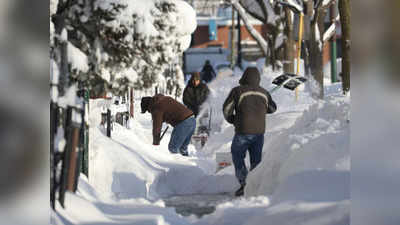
[141,94,196,156]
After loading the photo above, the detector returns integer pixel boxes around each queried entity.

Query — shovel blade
[272,73,308,91]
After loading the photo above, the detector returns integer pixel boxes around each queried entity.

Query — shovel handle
[160,126,169,141]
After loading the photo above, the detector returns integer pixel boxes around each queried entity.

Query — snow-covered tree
[51,0,196,96]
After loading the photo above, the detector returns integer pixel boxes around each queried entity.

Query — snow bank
[195,197,349,225]
[245,93,350,196]
[52,176,189,225]
[88,99,237,201]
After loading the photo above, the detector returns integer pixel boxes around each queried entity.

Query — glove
[227,115,235,124]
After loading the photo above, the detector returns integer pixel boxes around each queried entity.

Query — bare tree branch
[238,0,267,22]
[230,0,269,55]
[323,14,340,42]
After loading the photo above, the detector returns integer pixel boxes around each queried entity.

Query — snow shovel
[269,73,307,93]
[160,126,169,141]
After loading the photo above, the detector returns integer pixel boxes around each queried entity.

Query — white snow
[60,28,68,42]
[322,0,334,7]
[50,0,58,16]
[57,84,84,119]
[315,24,323,51]
[54,61,350,225]
[68,42,89,73]
[286,0,304,13]
[175,0,197,36]
[275,33,286,49]
[245,93,350,196]
[323,15,340,42]
[50,59,59,102]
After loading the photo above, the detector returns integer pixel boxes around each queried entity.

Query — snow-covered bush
[51,0,196,96]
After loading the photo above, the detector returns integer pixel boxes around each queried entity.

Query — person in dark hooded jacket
[183,72,210,117]
[200,60,216,83]
[222,67,277,196]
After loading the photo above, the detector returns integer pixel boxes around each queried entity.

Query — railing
[50,89,89,209]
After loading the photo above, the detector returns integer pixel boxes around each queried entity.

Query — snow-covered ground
[52,63,350,225]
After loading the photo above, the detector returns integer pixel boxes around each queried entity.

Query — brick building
[186,2,341,74]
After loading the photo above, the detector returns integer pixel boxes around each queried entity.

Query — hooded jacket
[222,67,276,134]
[145,94,193,145]
[201,62,216,83]
[183,73,210,116]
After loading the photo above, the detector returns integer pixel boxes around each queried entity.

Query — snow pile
[246,91,350,196]
[52,176,189,225]
[88,99,237,201]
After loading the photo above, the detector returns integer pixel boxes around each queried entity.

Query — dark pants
[231,133,264,185]
[168,116,196,156]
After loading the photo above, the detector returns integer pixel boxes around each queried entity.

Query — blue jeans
[168,116,196,156]
[231,134,264,185]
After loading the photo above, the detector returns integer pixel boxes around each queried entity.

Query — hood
[141,94,163,113]
[239,67,260,86]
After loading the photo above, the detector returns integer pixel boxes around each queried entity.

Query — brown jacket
[149,94,193,145]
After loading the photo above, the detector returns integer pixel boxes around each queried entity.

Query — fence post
[67,118,80,193]
[107,109,111,137]
[81,90,89,178]
[130,88,134,118]
[59,106,82,207]
[50,101,58,209]
[59,107,71,207]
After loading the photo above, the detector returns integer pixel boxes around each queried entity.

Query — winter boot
[235,184,246,197]
[179,149,189,157]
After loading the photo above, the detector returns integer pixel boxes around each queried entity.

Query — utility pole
[237,12,242,69]
[230,6,236,69]
[330,4,337,83]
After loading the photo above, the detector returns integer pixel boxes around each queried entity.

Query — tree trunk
[302,0,313,87]
[339,0,350,94]
[283,8,295,73]
[267,37,277,70]
[309,8,327,99]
